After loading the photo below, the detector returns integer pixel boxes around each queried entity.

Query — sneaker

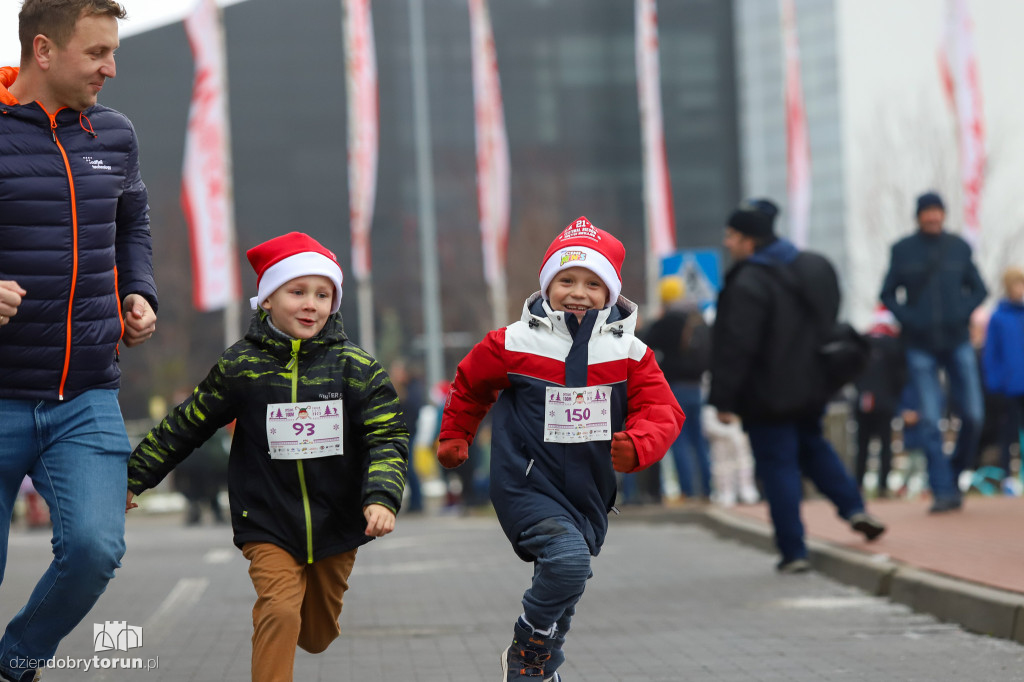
[501,619,553,680]
[544,674,562,682]
[1002,477,1023,497]
[848,512,886,541]
[928,495,963,514]
[776,557,811,574]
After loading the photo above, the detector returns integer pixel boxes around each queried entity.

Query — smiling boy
[436,216,684,681]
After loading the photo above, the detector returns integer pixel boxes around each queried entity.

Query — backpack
[767,257,871,394]
[817,322,871,393]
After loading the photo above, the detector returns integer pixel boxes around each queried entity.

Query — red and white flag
[941,0,985,246]
[635,0,676,260]
[182,0,239,311]
[344,0,379,282]
[469,0,510,315]
[781,0,811,248]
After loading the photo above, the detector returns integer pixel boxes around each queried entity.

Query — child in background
[126,232,408,682]
[436,217,685,681]
[982,266,1024,495]
[701,404,759,507]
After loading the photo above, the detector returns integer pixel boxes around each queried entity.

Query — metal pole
[408,0,445,388]
[357,278,375,355]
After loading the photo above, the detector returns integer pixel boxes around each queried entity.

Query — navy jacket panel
[0,93,156,400]
[879,231,986,354]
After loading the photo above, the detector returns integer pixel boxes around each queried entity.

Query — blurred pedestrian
[701,405,759,507]
[390,357,426,512]
[982,266,1024,495]
[0,3,158,680]
[879,191,987,513]
[175,425,229,526]
[709,198,885,574]
[436,217,684,680]
[642,276,713,501]
[852,305,907,497]
[126,233,408,682]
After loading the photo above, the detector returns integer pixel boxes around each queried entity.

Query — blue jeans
[669,383,712,497]
[516,517,592,675]
[906,342,985,500]
[0,390,130,681]
[745,416,865,563]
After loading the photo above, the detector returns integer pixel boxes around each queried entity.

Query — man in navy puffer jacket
[0,3,157,680]
[880,191,987,514]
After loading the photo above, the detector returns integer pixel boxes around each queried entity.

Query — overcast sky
[0,0,250,66]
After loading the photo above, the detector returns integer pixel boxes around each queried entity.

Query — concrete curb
[615,505,1024,645]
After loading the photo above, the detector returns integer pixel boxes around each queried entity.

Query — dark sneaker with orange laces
[501,618,554,680]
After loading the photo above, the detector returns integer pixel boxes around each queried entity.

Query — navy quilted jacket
[0,67,157,401]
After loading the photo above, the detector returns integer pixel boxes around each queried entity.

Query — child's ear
[260,300,272,311]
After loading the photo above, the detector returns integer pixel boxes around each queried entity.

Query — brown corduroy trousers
[242,542,358,682]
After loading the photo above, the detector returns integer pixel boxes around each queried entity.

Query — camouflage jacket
[128,310,408,563]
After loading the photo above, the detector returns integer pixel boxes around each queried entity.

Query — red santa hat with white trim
[246,232,344,314]
[538,216,625,303]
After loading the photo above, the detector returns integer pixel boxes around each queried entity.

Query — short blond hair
[1003,266,1024,293]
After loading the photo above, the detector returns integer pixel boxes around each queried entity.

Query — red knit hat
[246,232,344,314]
[538,217,625,303]
[868,303,899,337]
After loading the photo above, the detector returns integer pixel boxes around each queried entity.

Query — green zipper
[287,339,315,564]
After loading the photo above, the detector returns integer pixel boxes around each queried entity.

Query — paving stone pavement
[2,511,1023,681]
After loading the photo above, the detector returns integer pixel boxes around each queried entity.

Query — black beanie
[915,191,945,215]
[727,198,779,238]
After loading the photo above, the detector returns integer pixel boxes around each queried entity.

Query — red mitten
[610,432,639,472]
[437,438,469,469]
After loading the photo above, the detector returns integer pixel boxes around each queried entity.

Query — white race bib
[266,400,343,459]
[543,386,612,443]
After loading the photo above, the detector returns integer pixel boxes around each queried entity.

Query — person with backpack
[643,275,713,500]
[708,198,886,573]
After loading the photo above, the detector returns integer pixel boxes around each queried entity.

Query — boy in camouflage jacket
[127,233,407,682]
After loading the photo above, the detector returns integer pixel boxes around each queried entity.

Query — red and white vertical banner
[635,0,676,262]
[344,0,379,284]
[468,0,510,328]
[781,0,811,249]
[182,0,240,312]
[941,0,985,246]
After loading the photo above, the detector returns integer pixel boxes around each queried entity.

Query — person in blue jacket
[0,3,158,681]
[880,191,987,513]
[982,266,1024,495]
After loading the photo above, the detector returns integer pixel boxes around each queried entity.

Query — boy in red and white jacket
[437,217,684,681]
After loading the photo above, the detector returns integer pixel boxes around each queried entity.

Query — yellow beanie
[659,275,686,304]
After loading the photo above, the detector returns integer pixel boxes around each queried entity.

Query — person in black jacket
[709,198,885,573]
[0,4,158,681]
[853,306,907,497]
[880,191,987,513]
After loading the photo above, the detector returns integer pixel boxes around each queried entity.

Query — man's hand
[122,293,157,347]
[363,503,396,537]
[437,438,469,469]
[610,432,639,472]
[0,280,26,326]
[126,491,138,513]
[717,411,737,425]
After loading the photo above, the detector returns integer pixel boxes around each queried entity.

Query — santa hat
[538,217,625,303]
[868,304,899,337]
[246,232,344,314]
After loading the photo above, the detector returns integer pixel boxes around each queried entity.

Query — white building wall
[737,0,1024,327]
[734,0,848,288]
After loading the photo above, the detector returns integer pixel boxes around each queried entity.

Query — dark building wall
[102,0,739,416]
